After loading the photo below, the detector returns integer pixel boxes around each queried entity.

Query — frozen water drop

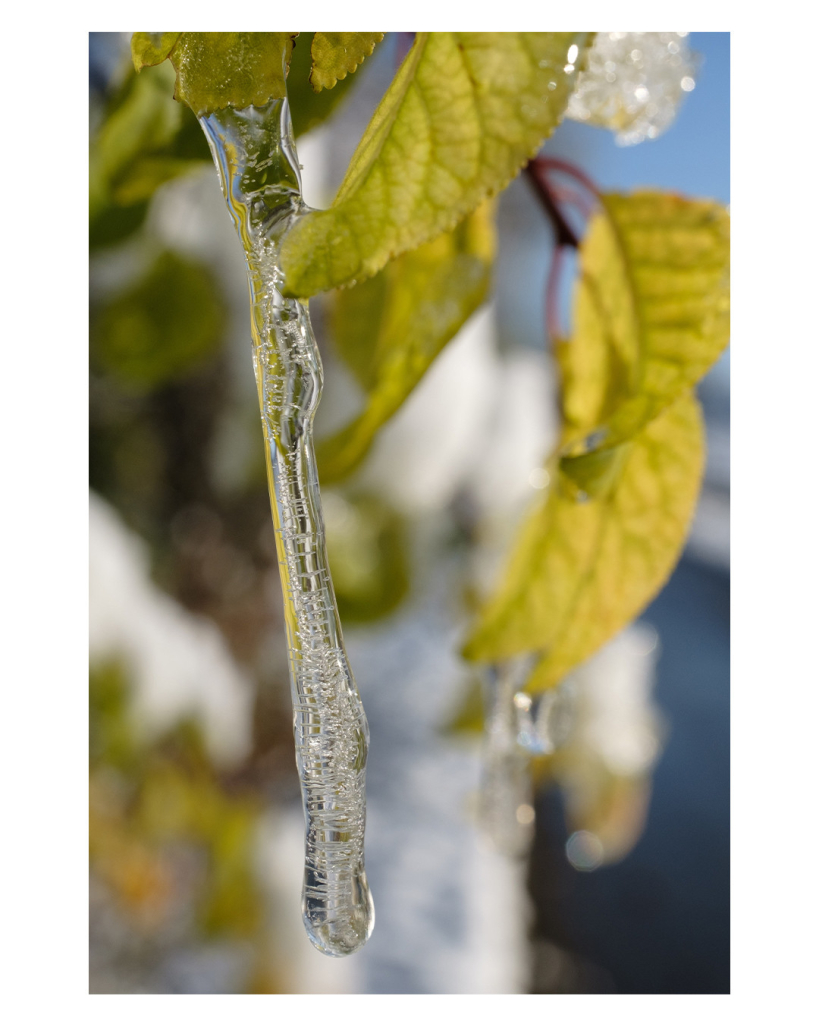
[566,31,698,145]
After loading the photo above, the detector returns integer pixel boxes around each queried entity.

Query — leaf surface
[92,250,226,390]
[90,62,212,246]
[279,32,591,297]
[316,201,495,482]
[310,33,384,91]
[462,188,729,690]
[131,33,181,70]
[288,33,362,137]
[560,191,729,456]
[131,32,297,116]
[462,393,704,691]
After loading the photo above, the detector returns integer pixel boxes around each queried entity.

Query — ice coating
[199,99,374,957]
[567,32,697,145]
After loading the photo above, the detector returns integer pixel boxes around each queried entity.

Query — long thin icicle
[199,98,374,957]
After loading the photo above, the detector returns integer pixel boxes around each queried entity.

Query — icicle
[479,661,536,857]
[199,99,374,957]
[480,661,576,857]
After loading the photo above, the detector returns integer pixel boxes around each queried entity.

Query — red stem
[524,155,600,344]
[530,156,602,201]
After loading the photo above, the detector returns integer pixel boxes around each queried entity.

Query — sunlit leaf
[131,32,181,70]
[288,32,364,138]
[131,32,297,116]
[279,32,591,297]
[560,191,729,456]
[317,200,495,482]
[462,394,704,691]
[310,32,384,91]
[173,32,297,115]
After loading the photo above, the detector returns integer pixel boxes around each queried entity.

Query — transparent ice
[480,660,576,857]
[567,32,697,145]
[199,98,374,957]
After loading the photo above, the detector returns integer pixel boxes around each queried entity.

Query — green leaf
[560,191,730,456]
[131,32,298,116]
[92,250,226,390]
[131,32,181,70]
[316,200,495,483]
[324,491,410,623]
[287,33,364,138]
[309,32,384,91]
[462,393,704,691]
[90,62,212,246]
[279,32,591,298]
[90,61,182,221]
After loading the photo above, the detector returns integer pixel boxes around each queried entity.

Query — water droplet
[528,467,551,490]
[681,75,696,92]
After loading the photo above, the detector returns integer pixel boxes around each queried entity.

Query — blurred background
[89,32,729,994]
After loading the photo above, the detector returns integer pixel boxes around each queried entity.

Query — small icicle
[480,662,577,857]
[199,99,374,957]
[479,661,537,857]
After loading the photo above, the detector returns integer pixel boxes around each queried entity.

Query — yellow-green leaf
[288,33,362,138]
[91,250,226,390]
[90,62,212,246]
[131,32,298,116]
[90,62,183,221]
[131,33,181,70]
[279,32,591,298]
[462,393,704,691]
[310,32,384,91]
[560,191,729,456]
[317,201,496,482]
